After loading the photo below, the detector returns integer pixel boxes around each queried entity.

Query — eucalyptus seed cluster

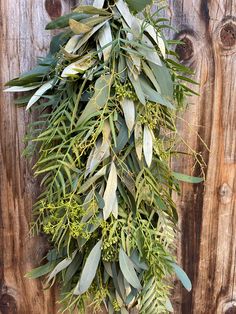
[101,222,119,262]
[115,81,137,100]
[138,102,161,129]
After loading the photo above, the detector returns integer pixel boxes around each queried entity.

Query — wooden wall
[0,0,235,313]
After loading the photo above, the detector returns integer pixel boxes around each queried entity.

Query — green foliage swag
[6,0,203,313]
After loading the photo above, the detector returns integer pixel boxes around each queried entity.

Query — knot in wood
[220,22,236,48]
[0,294,17,314]
[45,0,62,20]
[176,37,194,62]
[218,183,233,204]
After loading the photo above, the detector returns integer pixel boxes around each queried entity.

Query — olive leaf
[74,240,102,295]
[74,5,110,16]
[4,85,41,92]
[173,172,204,183]
[126,0,152,12]
[61,53,96,77]
[171,262,192,292]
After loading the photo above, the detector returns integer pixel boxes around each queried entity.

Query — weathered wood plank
[0,1,76,313]
[169,0,236,313]
[0,0,235,313]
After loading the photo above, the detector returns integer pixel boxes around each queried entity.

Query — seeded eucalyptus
[5,0,203,313]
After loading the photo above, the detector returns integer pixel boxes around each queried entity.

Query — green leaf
[173,172,204,184]
[103,162,118,220]
[45,12,89,30]
[74,240,102,295]
[134,122,143,161]
[139,76,174,109]
[46,251,77,284]
[26,262,55,279]
[128,72,146,105]
[126,0,152,12]
[61,53,96,77]
[119,248,142,290]
[171,262,192,292]
[64,253,83,284]
[149,61,174,99]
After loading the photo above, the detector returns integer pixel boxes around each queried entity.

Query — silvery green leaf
[115,0,140,35]
[4,85,41,93]
[149,61,174,99]
[103,162,118,220]
[98,22,113,62]
[46,251,77,284]
[142,60,161,93]
[139,76,174,109]
[121,98,135,132]
[158,35,166,58]
[74,240,102,295]
[143,125,153,167]
[171,262,192,291]
[73,20,108,53]
[128,72,145,105]
[138,35,162,66]
[121,308,129,314]
[79,165,107,193]
[77,74,112,125]
[85,121,111,176]
[26,79,54,110]
[93,0,105,8]
[119,248,142,290]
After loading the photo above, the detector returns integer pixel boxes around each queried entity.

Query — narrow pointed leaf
[74,240,102,295]
[98,22,113,62]
[26,80,54,110]
[119,248,142,290]
[121,98,135,132]
[103,162,118,220]
[171,262,192,291]
[69,19,92,34]
[74,5,110,16]
[4,85,41,93]
[173,172,204,184]
[143,125,153,167]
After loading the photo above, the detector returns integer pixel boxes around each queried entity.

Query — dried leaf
[134,122,142,161]
[69,19,92,34]
[61,53,95,77]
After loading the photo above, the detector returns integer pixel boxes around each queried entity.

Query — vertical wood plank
[0,1,75,313]
[169,0,236,313]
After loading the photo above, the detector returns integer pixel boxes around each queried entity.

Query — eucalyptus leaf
[119,248,142,290]
[126,0,152,12]
[121,98,135,132]
[171,262,192,292]
[173,172,204,184]
[143,125,153,167]
[26,80,54,110]
[74,240,102,295]
[45,12,89,30]
[103,162,118,220]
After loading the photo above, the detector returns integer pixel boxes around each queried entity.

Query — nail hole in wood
[45,0,62,20]
[176,37,194,61]
[218,183,233,205]
[220,22,236,48]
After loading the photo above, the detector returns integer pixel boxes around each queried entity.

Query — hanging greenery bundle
[5,0,204,313]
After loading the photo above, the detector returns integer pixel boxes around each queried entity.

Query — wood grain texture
[0,0,235,313]
[169,0,236,313]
